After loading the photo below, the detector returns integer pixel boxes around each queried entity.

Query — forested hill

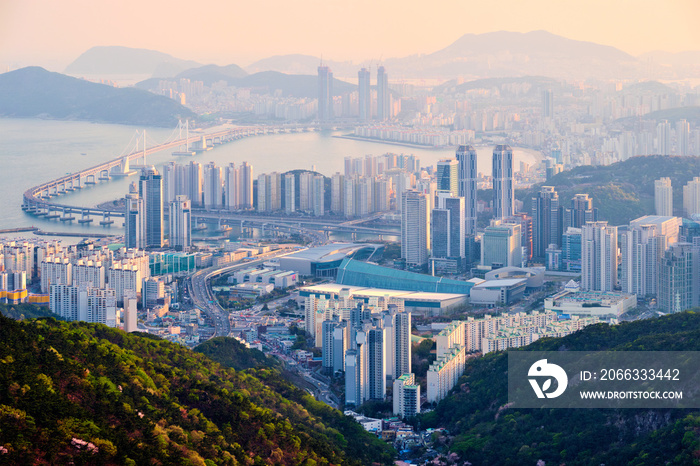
[0,315,394,465]
[419,311,700,465]
[518,155,700,225]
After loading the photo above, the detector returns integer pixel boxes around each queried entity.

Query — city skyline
[2,1,699,71]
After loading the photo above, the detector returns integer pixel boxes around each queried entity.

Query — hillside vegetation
[0,315,393,465]
[519,155,700,225]
[420,311,700,465]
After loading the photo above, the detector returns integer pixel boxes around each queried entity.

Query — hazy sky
[1,0,699,71]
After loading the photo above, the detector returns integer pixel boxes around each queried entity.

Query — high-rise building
[564,194,597,229]
[393,373,420,418]
[683,177,700,217]
[186,161,203,207]
[562,227,583,272]
[542,89,554,118]
[203,162,223,209]
[40,257,72,293]
[284,173,295,213]
[50,284,117,327]
[238,161,254,209]
[169,195,191,250]
[531,186,562,259]
[655,178,673,216]
[138,166,164,248]
[677,119,690,156]
[431,194,465,261]
[481,220,522,268]
[312,174,325,216]
[581,221,618,292]
[401,190,430,267]
[358,68,371,121]
[492,145,514,219]
[225,163,239,210]
[317,66,334,121]
[657,120,671,155]
[377,66,390,121]
[456,145,478,236]
[124,186,145,250]
[367,327,387,400]
[162,161,186,204]
[658,242,698,313]
[437,159,459,197]
[299,172,313,211]
[331,173,344,214]
[394,307,412,377]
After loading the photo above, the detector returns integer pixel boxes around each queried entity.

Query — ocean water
[0,118,539,242]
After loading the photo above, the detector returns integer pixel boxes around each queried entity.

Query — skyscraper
[657,120,671,155]
[683,177,700,217]
[312,174,325,216]
[401,190,430,267]
[284,173,295,213]
[367,327,387,400]
[481,220,522,268]
[394,307,412,377]
[186,161,203,207]
[377,66,390,121]
[169,195,191,250]
[581,221,618,292]
[564,194,598,229]
[658,242,698,313]
[124,185,145,250]
[542,89,554,118]
[677,119,690,156]
[456,145,478,236]
[238,161,254,209]
[492,145,514,219]
[531,186,562,259]
[431,193,465,261]
[331,173,344,214]
[358,67,371,121]
[203,162,223,209]
[225,163,239,210]
[139,166,164,248]
[655,178,673,216]
[436,159,459,197]
[317,66,334,121]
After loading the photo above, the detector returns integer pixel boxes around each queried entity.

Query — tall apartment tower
[581,221,618,291]
[186,161,203,207]
[124,186,145,250]
[203,162,223,209]
[658,242,698,313]
[683,177,700,217]
[312,174,325,216]
[225,163,239,210]
[358,68,371,121]
[531,186,562,259]
[367,327,387,400]
[456,145,478,236]
[169,195,191,250]
[655,178,673,216]
[431,193,465,260]
[677,119,690,156]
[564,194,598,229]
[139,166,164,248]
[377,66,390,121]
[401,190,430,267]
[492,145,514,219]
[394,307,412,377]
[317,66,334,121]
[657,120,671,155]
[238,161,254,209]
[284,173,295,214]
[437,159,459,197]
[542,89,554,118]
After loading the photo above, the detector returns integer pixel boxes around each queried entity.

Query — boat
[194,223,207,231]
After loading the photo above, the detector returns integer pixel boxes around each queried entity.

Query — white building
[393,373,420,418]
[50,284,117,327]
[169,195,191,250]
[655,178,673,216]
[581,221,618,292]
[401,190,430,267]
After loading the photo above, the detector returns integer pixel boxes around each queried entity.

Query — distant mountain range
[136,69,356,99]
[63,32,700,82]
[0,67,194,127]
[64,46,202,78]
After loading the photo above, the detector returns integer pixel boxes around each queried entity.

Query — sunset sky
[1,0,698,71]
